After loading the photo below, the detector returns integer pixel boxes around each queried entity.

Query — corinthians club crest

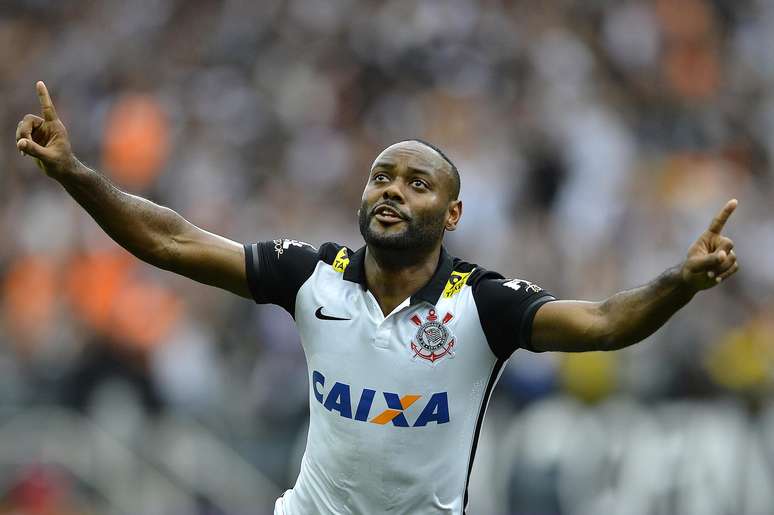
[409,309,456,364]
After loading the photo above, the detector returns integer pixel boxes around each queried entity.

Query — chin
[365,232,410,250]
[360,213,435,253]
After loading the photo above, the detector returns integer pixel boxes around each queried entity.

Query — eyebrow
[372,162,435,176]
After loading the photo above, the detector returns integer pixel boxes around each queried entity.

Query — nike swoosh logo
[315,307,351,321]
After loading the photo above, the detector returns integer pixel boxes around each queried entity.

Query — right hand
[15,81,77,178]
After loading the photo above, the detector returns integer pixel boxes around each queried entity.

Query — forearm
[57,159,188,268]
[16,83,250,297]
[533,199,739,353]
[597,266,696,350]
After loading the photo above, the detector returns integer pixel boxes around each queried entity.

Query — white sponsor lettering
[503,279,542,293]
[274,239,316,258]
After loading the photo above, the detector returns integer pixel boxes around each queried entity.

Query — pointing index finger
[708,198,738,234]
[36,81,58,121]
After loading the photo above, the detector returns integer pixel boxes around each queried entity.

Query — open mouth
[372,205,406,225]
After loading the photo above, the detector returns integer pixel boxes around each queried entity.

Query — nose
[381,181,405,203]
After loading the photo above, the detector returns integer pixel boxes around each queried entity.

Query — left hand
[680,199,739,292]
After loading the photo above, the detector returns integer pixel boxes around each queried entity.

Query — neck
[364,244,442,316]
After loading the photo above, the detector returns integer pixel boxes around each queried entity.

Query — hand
[15,81,77,179]
[680,199,740,292]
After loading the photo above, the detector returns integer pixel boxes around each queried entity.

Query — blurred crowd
[2,0,774,513]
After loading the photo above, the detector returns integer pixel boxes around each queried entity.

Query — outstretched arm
[15,81,250,298]
[531,199,739,352]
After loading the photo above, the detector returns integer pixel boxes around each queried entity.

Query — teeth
[375,206,403,219]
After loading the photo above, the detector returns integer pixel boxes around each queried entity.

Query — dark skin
[16,82,740,351]
[360,141,462,315]
[15,82,250,298]
[532,198,738,351]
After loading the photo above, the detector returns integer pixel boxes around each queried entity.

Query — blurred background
[1,0,774,513]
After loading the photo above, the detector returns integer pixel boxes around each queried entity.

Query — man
[16,82,739,515]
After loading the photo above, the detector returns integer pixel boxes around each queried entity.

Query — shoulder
[454,258,542,291]
[270,238,320,261]
[468,264,546,299]
[247,239,341,267]
[458,258,555,357]
[243,239,346,312]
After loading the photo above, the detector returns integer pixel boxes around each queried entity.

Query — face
[358,141,462,253]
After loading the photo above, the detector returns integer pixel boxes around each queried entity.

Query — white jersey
[244,240,554,515]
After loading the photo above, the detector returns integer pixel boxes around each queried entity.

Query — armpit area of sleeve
[518,295,556,353]
[243,243,263,303]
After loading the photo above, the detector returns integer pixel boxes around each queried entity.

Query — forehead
[370,141,448,174]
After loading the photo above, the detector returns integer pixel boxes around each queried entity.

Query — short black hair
[408,139,461,200]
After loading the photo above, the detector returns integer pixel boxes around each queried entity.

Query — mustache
[370,201,410,220]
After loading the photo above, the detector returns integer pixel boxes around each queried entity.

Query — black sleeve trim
[242,239,320,317]
[470,267,557,360]
[518,296,556,353]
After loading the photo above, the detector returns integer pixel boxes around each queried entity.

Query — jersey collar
[343,245,454,306]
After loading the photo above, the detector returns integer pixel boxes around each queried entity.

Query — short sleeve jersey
[244,239,555,515]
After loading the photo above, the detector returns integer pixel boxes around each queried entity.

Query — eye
[411,178,428,189]
[372,172,389,182]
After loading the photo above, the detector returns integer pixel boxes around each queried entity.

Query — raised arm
[15,81,250,298]
[531,199,739,352]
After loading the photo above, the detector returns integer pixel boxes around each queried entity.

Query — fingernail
[708,271,715,278]
[716,276,722,283]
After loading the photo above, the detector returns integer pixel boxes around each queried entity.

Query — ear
[445,200,462,231]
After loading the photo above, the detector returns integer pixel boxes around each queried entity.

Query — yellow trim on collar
[332,247,350,273]
[442,270,471,298]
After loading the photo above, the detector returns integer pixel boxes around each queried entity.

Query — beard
[358,199,446,257]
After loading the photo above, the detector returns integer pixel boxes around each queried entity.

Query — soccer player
[16,82,739,515]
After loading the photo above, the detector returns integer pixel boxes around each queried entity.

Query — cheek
[359,188,371,207]
[415,192,443,211]
[362,187,375,202]
[359,193,375,217]
[362,183,392,211]
[413,200,446,224]
[362,184,380,202]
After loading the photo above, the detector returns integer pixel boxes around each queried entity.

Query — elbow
[130,237,177,270]
[151,239,181,270]
[597,335,628,352]
[135,228,184,271]
[594,331,622,352]
[591,306,631,351]
[148,210,188,269]
[596,327,641,351]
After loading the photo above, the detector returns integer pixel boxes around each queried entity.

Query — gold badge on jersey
[332,247,350,273]
[442,271,471,298]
